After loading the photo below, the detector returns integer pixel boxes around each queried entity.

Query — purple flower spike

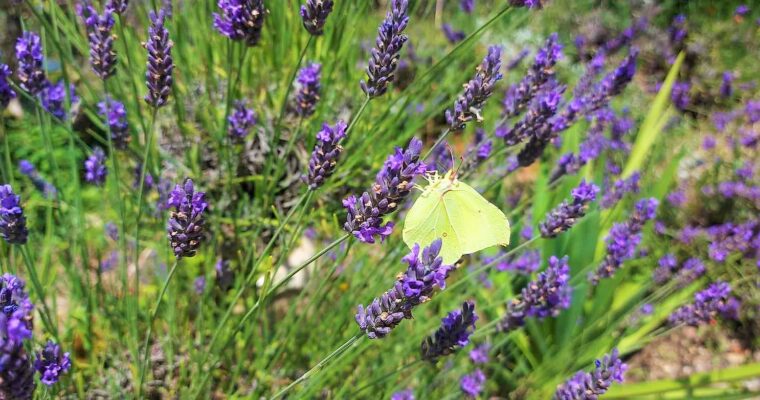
[294,63,321,118]
[300,0,333,36]
[228,100,256,142]
[442,24,466,44]
[215,258,234,291]
[421,301,478,362]
[107,0,129,14]
[40,81,78,121]
[33,340,72,386]
[469,344,490,364]
[360,0,410,98]
[15,32,47,96]
[540,179,599,238]
[669,281,736,326]
[460,369,486,398]
[600,172,640,209]
[98,98,131,150]
[502,33,563,118]
[590,198,658,284]
[355,239,455,339]
[166,178,208,258]
[84,147,108,186]
[343,137,424,243]
[720,71,734,98]
[0,185,29,245]
[554,349,627,400]
[446,45,503,130]
[0,274,36,399]
[460,0,474,13]
[306,120,347,190]
[0,64,16,110]
[391,389,415,400]
[498,256,571,332]
[509,0,544,8]
[214,0,267,46]
[80,6,117,79]
[144,9,174,108]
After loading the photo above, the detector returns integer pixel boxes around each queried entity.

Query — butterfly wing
[403,190,463,264]
[442,181,510,257]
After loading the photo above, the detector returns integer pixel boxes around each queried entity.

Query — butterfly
[403,168,510,265]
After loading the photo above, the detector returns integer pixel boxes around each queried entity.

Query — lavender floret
[553,349,627,400]
[80,6,117,79]
[669,282,735,326]
[446,45,503,130]
[421,301,477,362]
[306,120,347,190]
[360,0,409,98]
[33,341,71,386]
[0,64,16,110]
[15,32,46,96]
[144,9,174,108]
[228,100,256,142]
[300,0,333,36]
[0,185,29,245]
[98,98,131,150]
[294,63,321,118]
[214,0,267,46]
[166,178,208,258]
[540,180,599,238]
[84,147,108,186]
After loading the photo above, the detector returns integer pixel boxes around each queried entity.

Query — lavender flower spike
[553,349,627,400]
[15,32,47,95]
[107,0,129,14]
[590,198,658,284]
[0,64,16,110]
[0,185,29,245]
[84,147,108,186]
[144,9,174,108]
[0,274,36,399]
[306,120,347,190]
[228,100,256,142]
[82,6,117,79]
[540,179,599,238]
[355,239,455,338]
[502,33,563,118]
[98,98,131,150]
[360,0,410,98]
[40,81,78,121]
[669,281,734,326]
[300,0,333,36]
[34,340,72,386]
[421,301,477,362]
[294,63,321,118]
[343,137,424,243]
[214,0,267,46]
[498,256,571,332]
[166,178,208,258]
[460,369,486,398]
[446,45,503,130]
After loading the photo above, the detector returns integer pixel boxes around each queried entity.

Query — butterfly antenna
[453,156,465,179]
[445,143,456,178]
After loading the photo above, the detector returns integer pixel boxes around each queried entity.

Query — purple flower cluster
[553,349,627,400]
[493,249,541,275]
[0,64,16,110]
[107,0,128,14]
[540,180,600,238]
[669,281,738,326]
[706,221,758,263]
[15,32,46,96]
[306,120,347,190]
[19,160,57,199]
[442,24,465,44]
[294,63,321,118]
[460,0,474,13]
[361,0,409,98]
[509,0,544,8]
[720,71,734,98]
[590,198,658,284]
[214,0,267,46]
[228,100,256,142]
[144,9,174,108]
[498,80,564,147]
[33,341,71,386]
[653,253,677,284]
[469,344,490,364]
[0,274,36,399]
[391,389,415,400]
[300,0,333,36]
[84,147,108,186]
[79,3,117,79]
[421,301,477,362]
[671,81,691,111]
[0,185,29,245]
[502,33,563,119]
[460,369,486,398]
[653,255,706,286]
[498,256,571,332]
[166,178,208,258]
[445,46,503,130]
[40,81,78,121]
[98,98,131,150]
[600,172,640,209]
[355,239,455,339]
[343,138,424,243]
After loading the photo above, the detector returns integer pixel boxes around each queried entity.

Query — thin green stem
[137,259,180,398]
[20,245,58,338]
[1,116,13,187]
[271,334,363,399]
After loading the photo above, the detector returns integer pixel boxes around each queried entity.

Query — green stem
[20,245,58,338]
[271,334,363,399]
[137,259,180,398]
[1,116,13,187]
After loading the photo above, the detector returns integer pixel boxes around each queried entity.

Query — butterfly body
[403,170,510,264]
